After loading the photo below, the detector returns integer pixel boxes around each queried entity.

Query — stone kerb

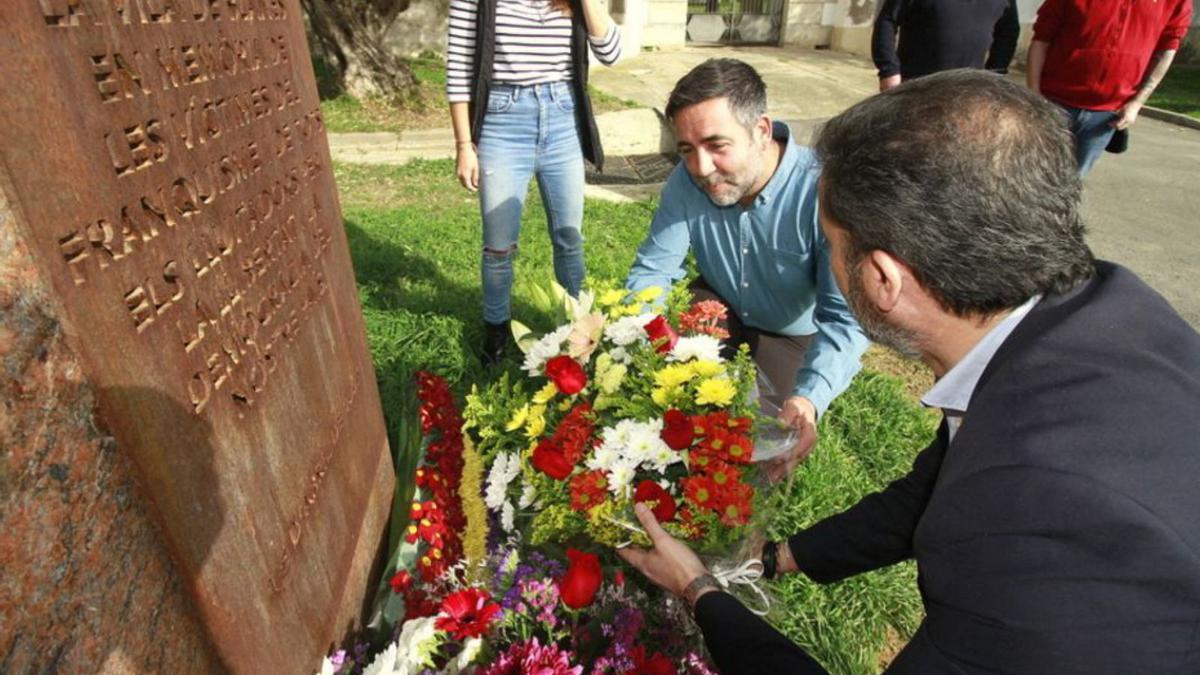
[0,1,393,672]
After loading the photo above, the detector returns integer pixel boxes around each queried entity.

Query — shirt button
[742,282,750,288]
[742,247,749,255]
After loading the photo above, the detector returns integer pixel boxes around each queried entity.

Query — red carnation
[643,316,679,353]
[436,588,502,640]
[629,646,676,675]
[559,548,603,609]
[532,439,574,480]
[660,408,694,450]
[545,355,588,395]
[388,569,413,594]
[633,480,677,522]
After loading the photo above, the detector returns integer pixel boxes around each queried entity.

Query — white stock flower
[603,313,658,347]
[360,642,398,675]
[501,501,515,532]
[391,616,439,674]
[522,324,573,374]
[445,637,484,674]
[484,452,520,511]
[518,476,538,508]
[667,335,723,363]
[608,346,631,364]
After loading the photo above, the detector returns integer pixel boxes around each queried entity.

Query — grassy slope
[338,159,935,673]
[1148,65,1200,120]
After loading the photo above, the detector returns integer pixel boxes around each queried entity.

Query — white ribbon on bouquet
[606,516,772,616]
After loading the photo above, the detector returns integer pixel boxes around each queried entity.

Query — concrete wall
[781,0,835,47]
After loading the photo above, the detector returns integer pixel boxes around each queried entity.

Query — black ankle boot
[482,321,511,366]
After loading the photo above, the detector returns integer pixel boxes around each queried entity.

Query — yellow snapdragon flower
[635,286,663,303]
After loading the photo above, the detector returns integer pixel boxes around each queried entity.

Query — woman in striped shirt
[446,0,622,365]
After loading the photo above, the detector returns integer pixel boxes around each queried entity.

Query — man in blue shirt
[626,59,868,475]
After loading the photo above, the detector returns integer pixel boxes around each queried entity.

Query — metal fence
[685,0,785,45]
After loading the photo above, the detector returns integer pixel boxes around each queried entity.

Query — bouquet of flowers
[332,371,721,675]
[463,282,777,555]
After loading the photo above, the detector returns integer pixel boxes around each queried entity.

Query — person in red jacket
[1027,0,1193,176]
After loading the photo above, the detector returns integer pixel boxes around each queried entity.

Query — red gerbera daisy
[436,588,502,640]
[570,470,609,512]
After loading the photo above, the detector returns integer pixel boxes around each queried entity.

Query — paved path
[328,46,1199,325]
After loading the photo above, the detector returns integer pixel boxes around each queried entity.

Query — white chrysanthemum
[501,501,515,532]
[648,444,682,472]
[624,420,668,464]
[606,459,639,498]
[522,324,573,374]
[667,335,723,363]
[393,616,440,674]
[608,346,631,364]
[603,313,658,347]
[587,442,621,472]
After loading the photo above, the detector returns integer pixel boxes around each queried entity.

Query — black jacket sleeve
[693,592,829,674]
[985,0,1020,73]
[871,0,907,78]
[788,422,948,584]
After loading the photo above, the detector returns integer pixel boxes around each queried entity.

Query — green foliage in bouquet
[465,279,776,558]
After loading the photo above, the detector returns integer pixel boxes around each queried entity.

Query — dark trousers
[689,277,813,407]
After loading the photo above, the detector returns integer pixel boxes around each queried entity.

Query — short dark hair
[665,58,767,128]
[815,69,1095,316]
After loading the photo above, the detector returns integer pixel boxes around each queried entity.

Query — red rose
[633,480,677,522]
[559,548,603,609]
[643,316,679,353]
[531,439,574,480]
[660,408,695,450]
[435,588,502,640]
[545,355,588,395]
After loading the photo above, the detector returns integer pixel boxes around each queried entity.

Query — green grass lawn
[318,54,641,134]
[338,159,934,673]
[1148,65,1200,120]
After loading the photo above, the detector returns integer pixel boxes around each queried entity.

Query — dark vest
[468,0,605,170]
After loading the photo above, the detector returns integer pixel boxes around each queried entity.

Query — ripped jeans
[477,81,586,324]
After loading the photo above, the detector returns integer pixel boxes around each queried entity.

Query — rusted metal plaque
[0,2,393,672]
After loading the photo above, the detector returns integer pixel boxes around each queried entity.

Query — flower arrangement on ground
[463,282,771,554]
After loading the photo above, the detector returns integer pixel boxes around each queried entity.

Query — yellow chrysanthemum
[655,363,696,389]
[558,399,573,411]
[695,378,736,406]
[688,360,724,378]
[635,286,663,303]
[525,404,547,438]
[506,405,529,432]
[597,289,628,307]
[532,382,558,405]
[651,385,679,407]
[615,302,644,317]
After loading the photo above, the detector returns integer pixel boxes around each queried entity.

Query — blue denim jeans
[1061,105,1118,177]
[477,81,586,324]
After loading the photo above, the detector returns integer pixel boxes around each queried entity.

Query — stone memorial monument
[0,1,394,672]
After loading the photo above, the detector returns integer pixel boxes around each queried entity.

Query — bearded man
[619,70,1200,674]
[625,59,868,475]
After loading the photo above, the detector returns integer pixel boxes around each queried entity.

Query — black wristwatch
[762,540,779,580]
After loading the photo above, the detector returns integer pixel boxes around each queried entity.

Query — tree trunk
[302,0,418,100]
